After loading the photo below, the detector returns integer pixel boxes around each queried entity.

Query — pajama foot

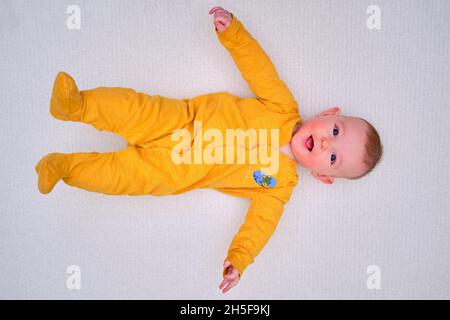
[35,153,67,194]
[50,71,83,121]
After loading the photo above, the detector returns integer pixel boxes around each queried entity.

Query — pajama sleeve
[224,193,286,279]
[215,14,298,114]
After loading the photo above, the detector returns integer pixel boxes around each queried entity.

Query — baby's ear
[310,172,334,184]
[318,106,341,117]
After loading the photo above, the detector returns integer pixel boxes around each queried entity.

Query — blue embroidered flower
[253,170,277,188]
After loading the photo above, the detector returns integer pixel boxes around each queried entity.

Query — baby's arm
[225,193,285,277]
[217,192,286,294]
[210,7,298,113]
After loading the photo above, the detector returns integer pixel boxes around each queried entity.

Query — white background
[1,0,449,299]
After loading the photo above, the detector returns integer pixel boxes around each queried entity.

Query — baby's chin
[290,133,307,165]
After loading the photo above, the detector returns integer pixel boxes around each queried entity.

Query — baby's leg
[35,146,167,195]
[50,72,193,146]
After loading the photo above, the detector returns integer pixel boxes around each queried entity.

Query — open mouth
[305,135,314,152]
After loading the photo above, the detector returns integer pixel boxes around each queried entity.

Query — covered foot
[50,71,83,121]
[35,153,68,194]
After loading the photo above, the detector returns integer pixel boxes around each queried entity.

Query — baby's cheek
[298,154,314,170]
[307,120,322,132]
[308,154,325,169]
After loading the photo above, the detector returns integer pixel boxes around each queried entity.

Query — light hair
[347,118,383,180]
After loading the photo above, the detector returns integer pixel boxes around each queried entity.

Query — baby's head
[291,107,383,184]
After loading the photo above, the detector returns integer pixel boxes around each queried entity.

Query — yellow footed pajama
[49,72,83,121]
[34,153,68,194]
[36,71,197,196]
[36,14,302,279]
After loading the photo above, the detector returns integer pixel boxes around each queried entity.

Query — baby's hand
[208,6,233,33]
[219,260,240,294]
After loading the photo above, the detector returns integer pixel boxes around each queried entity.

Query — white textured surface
[1,0,449,299]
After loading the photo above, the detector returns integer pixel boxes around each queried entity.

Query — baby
[35,7,383,294]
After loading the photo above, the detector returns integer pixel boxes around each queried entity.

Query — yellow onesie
[35,15,302,278]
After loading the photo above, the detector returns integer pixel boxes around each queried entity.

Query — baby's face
[290,107,368,183]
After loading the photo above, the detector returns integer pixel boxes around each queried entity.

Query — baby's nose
[320,137,330,150]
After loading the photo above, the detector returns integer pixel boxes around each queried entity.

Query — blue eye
[331,125,339,165]
[331,153,337,165]
[333,125,339,136]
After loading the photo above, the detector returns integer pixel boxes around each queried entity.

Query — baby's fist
[209,6,233,33]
